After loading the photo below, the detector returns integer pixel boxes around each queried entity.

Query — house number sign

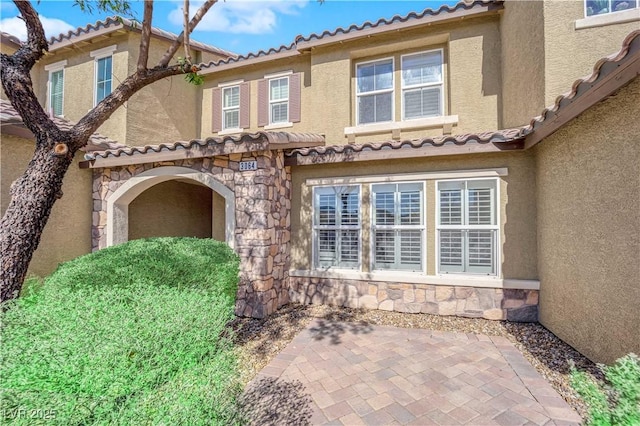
[239,160,258,171]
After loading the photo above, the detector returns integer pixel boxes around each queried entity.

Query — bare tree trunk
[0,134,75,301]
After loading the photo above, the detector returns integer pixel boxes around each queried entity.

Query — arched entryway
[106,166,235,248]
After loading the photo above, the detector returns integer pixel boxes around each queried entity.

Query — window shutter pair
[211,82,250,133]
[257,72,302,127]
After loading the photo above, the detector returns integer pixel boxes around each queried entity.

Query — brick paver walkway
[247,318,582,425]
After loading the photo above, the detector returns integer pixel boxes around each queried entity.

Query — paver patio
[247,318,582,425]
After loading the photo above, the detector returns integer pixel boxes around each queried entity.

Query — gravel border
[231,303,597,420]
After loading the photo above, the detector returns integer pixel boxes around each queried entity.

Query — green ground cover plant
[1,237,241,425]
[571,353,640,425]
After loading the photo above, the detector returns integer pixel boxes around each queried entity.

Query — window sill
[344,115,458,139]
[217,128,244,136]
[290,269,539,290]
[264,122,293,130]
[575,8,640,29]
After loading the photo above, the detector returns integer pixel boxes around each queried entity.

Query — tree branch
[183,0,191,62]
[137,0,154,72]
[158,0,218,68]
[70,66,183,148]
[12,0,48,67]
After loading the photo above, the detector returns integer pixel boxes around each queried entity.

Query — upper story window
[96,57,113,104]
[257,71,302,129]
[585,0,638,16]
[269,77,289,124]
[90,45,117,106]
[372,182,424,271]
[402,50,443,120]
[212,81,249,133]
[44,60,67,117]
[356,58,393,125]
[313,186,361,269]
[437,179,499,275]
[222,85,240,130]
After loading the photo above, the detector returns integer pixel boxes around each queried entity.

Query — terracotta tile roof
[1,31,21,48]
[48,16,235,58]
[0,99,123,152]
[199,0,502,73]
[84,132,326,162]
[524,29,640,137]
[287,128,525,159]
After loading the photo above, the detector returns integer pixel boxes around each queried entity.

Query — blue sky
[0,0,456,55]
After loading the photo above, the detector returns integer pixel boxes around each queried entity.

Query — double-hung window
[585,0,638,16]
[44,60,66,117]
[402,50,443,119]
[372,183,424,271]
[313,186,360,269]
[95,56,113,104]
[437,179,498,275]
[222,85,240,130]
[269,77,289,124]
[356,58,393,125]
[90,45,116,106]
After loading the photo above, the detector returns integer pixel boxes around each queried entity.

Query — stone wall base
[289,277,538,322]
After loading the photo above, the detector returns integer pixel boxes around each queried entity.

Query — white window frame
[221,85,241,131]
[401,48,444,121]
[90,45,117,107]
[44,60,67,117]
[435,178,500,277]
[312,185,362,270]
[370,181,425,272]
[268,76,290,125]
[584,0,639,17]
[355,57,395,126]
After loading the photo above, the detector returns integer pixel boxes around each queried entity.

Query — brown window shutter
[240,82,250,129]
[211,87,222,133]
[257,79,268,127]
[289,72,302,123]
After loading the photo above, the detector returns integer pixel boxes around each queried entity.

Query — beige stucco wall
[290,150,537,279]
[535,77,640,364]
[35,36,130,144]
[125,34,202,146]
[0,134,93,277]
[542,0,639,105]
[500,0,546,128]
[128,180,213,240]
[200,55,313,138]
[201,15,502,145]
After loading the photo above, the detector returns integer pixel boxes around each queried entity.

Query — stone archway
[105,166,236,248]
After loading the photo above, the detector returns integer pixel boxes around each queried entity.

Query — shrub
[570,353,640,426]
[1,238,241,425]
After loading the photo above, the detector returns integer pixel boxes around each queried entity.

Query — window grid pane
[224,110,239,129]
[437,180,498,275]
[314,187,360,269]
[50,70,64,116]
[223,86,239,108]
[96,57,112,103]
[372,184,424,271]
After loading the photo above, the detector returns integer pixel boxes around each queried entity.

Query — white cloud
[168,0,309,35]
[0,14,74,41]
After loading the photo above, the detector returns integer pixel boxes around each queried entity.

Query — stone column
[234,150,292,318]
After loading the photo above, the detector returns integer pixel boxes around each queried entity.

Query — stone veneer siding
[290,277,539,322]
[92,150,291,319]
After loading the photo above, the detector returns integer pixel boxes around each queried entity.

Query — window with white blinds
[222,85,240,130]
[437,179,498,275]
[372,183,424,271]
[269,77,289,124]
[313,186,360,269]
[402,50,443,120]
[48,69,64,117]
[356,58,394,125]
